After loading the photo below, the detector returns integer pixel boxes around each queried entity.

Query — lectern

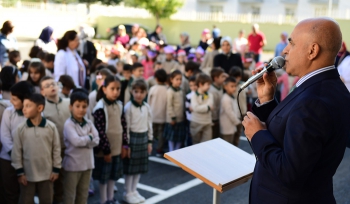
[164,138,256,204]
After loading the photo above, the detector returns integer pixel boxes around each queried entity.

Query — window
[314,7,328,17]
[285,8,295,17]
[210,5,223,13]
[252,6,260,15]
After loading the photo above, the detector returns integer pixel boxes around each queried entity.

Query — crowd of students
[0,19,298,204]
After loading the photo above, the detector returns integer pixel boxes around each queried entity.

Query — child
[93,75,128,204]
[220,77,241,145]
[116,61,124,80]
[63,89,99,204]
[0,80,11,123]
[209,68,226,139]
[229,66,247,146]
[27,59,46,93]
[190,73,214,144]
[141,50,156,80]
[8,50,21,68]
[125,63,147,103]
[123,79,153,204]
[176,49,187,73]
[147,61,163,89]
[58,75,76,98]
[11,94,61,204]
[40,76,71,203]
[0,66,19,100]
[0,81,34,204]
[147,69,168,156]
[185,76,197,123]
[43,53,55,77]
[162,45,179,74]
[194,46,204,64]
[164,70,186,152]
[182,61,200,95]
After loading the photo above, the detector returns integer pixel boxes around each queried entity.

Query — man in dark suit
[242,17,350,204]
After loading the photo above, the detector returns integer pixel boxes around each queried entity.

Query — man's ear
[308,43,320,60]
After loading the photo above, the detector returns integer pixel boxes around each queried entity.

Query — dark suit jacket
[250,69,350,204]
[213,53,243,73]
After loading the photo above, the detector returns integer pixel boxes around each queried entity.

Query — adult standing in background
[78,25,97,66]
[337,42,350,92]
[243,17,350,203]
[212,25,221,39]
[335,42,349,68]
[35,26,57,54]
[200,37,221,75]
[248,24,266,62]
[149,25,167,45]
[177,32,192,55]
[131,24,140,38]
[54,30,86,88]
[275,32,288,57]
[0,21,18,67]
[213,36,243,73]
[233,30,248,55]
[114,25,130,48]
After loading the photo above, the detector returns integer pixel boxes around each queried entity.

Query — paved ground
[87,137,350,204]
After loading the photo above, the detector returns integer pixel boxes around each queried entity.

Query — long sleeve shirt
[11,118,61,182]
[148,84,168,124]
[166,87,184,123]
[191,91,213,125]
[220,93,241,135]
[63,117,99,171]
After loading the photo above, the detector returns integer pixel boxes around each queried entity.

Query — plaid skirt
[92,155,123,184]
[163,122,186,142]
[123,131,149,175]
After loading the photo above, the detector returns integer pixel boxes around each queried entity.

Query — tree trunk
[156,13,160,25]
[86,2,90,14]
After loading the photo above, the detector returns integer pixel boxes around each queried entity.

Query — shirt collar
[171,86,181,92]
[27,117,46,128]
[103,96,117,105]
[47,97,62,104]
[70,116,87,127]
[296,65,335,87]
[16,109,24,116]
[131,99,144,108]
[211,84,222,91]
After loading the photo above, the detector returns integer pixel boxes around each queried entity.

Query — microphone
[240,56,285,90]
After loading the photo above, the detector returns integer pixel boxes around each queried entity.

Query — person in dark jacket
[213,36,243,73]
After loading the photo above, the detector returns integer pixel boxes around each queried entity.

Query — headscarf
[38,26,53,44]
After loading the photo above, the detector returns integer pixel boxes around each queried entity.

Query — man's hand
[50,173,59,182]
[253,67,277,103]
[148,144,152,155]
[242,112,267,141]
[18,175,27,186]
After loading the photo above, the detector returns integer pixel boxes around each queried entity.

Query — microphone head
[271,56,285,69]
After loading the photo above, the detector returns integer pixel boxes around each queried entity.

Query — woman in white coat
[54,30,86,88]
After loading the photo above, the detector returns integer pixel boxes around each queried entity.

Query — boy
[162,45,179,74]
[209,68,227,139]
[126,63,147,103]
[58,75,76,98]
[11,94,61,204]
[40,76,71,203]
[147,69,168,157]
[185,76,197,146]
[229,66,247,145]
[0,79,11,123]
[0,81,35,204]
[220,77,241,145]
[63,89,99,204]
[182,61,200,95]
[190,73,214,144]
[43,53,55,77]
[147,61,163,89]
[119,64,132,105]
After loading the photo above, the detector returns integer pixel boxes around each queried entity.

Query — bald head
[298,17,342,61]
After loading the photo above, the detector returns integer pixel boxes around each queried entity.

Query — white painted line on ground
[117,178,167,195]
[149,156,180,168]
[145,178,203,204]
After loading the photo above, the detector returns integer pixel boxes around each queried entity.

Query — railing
[0,1,349,24]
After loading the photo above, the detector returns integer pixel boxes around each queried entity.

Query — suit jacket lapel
[266,69,340,123]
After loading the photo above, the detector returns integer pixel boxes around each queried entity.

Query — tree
[132,0,184,24]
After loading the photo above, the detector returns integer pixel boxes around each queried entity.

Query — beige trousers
[190,121,212,144]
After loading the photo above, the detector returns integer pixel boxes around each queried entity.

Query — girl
[123,79,153,204]
[8,50,20,68]
[93,75,128,204]
[176,49,187,73]
[27,59,46,93]
[163,70,185,152]
[141,50,157,80]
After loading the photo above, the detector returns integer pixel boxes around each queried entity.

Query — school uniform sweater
[191,91,214,125]
[209,84,223,121]
[0,107,26,161]
[11,118,62,182]
[185,91,194,121]
[181,75,190,96]
[220,93,241,135]
[162,60,179,74]
[43,98,71,148]
[93,98,128,156]
[166,87,184,123]
[87,90,97,122]
[0,99,11,124]
[124,100,153,144]
[63,117,99,171]
[148,84,167,124]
